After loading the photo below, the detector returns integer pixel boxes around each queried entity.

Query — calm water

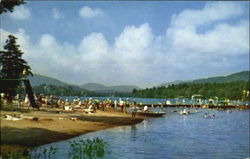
[39,108,249,159]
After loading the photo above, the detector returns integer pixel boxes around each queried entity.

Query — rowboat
[136,111,166,117]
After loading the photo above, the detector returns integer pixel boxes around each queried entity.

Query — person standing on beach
[131,105,137,118]
[114,100,117,110]
[143,105,149,112]
[119,100,124,112]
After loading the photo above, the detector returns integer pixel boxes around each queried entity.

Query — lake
[37,108,249,159]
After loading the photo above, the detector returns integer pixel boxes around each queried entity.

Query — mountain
[160,71,249,87]
[159,80,191,87]
[192,71,249,83]
[29,74,69,86]
[80,83,141,93]
[79,83,107,91]
[109,85,141,93]
[29,74,141,93]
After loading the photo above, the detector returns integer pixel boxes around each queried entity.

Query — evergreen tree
[0,0,25,14]
[0,34,32,102]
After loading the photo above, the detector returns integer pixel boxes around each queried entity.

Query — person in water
[204,113,216,118]
[204,113,211,118]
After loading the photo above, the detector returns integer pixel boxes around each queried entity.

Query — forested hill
[29,74,141,93]
[193,71,249,83]
[29,74,69,86]
[80,83,141,93]
[133,71,249,100]
[29,74,140,94]
[132,81,249,100]
[160,71,249,86]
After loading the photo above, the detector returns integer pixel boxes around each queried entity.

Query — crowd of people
[1,93,142,115]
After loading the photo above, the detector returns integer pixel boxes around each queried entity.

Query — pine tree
[0,34,32,102]
[0,0,25,14]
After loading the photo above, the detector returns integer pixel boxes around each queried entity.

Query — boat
[179,109,189,115]
[136,111,166,117]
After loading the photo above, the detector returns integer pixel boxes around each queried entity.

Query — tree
[0,0,25,14]
[0,34,32,102]
[132,88,137,94]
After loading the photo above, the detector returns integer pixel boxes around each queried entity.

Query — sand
[0,108,143,154]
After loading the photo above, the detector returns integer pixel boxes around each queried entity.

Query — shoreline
[0,108,144,155]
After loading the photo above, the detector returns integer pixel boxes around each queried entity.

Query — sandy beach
[0,108,143,155]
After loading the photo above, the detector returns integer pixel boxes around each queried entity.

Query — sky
[0,1,249,88]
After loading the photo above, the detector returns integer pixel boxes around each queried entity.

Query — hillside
[160,80,190,87]
[29,74,69,87]
[80,83,141,93]
[160,71,249,87]
[133,81,249,100]
[80,83,107,91]
[109,85,141,93]
[29,74,140,93]
[192,71,249,83]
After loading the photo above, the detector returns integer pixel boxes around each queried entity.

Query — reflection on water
[143,120,147,130]
[130,125,137,142]
[38,108,249,159]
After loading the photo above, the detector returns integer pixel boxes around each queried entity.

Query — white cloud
[0,29,10,48]
[78,33,109,62]
[165,2,249,72]
[79,6,104,18]
[1,2,249,87]
[9,5,31,20]
[112,23,155,80]
[52,8,64,19]
[170,1,243,28]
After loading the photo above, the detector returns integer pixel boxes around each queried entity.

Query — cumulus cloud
[1,2,249,87]
[165,2,249,72]
[170,2,243,29]
[9,5,31,20]
[79,6,104,18]
[52,8,64,19]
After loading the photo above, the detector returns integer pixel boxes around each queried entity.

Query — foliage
[0,35,33,78]
[1,150,29,159]
[192,71,249,83]
[1,145,58,159]
[68,138,108,159]
[30,146,58,159]
[133,81,249,100]
[0,35,31,100]
[1,138,108,159]
[0,0,25,14]
[0,35,33,102]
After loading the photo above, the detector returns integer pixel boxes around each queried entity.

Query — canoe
[136,112,166,117]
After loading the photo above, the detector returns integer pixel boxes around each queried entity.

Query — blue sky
[0,1,249,87]
[2,1,206,43]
